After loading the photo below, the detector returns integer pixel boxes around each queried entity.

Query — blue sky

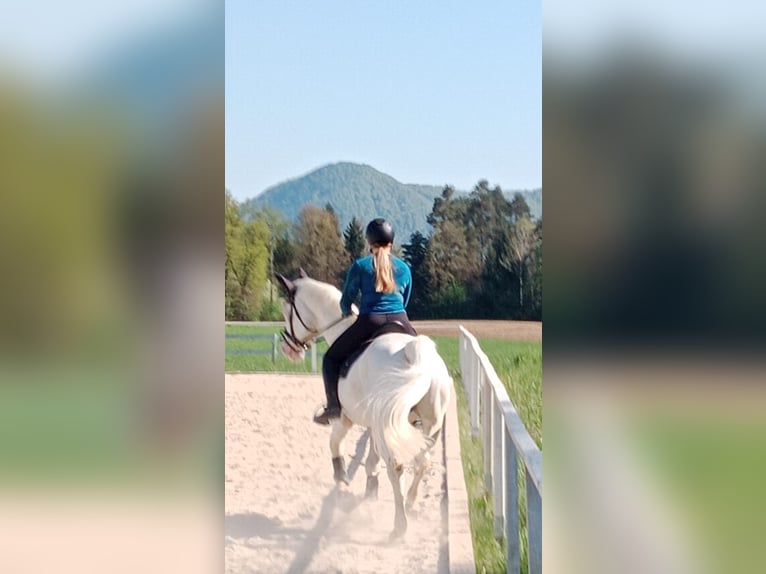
[226,1,541,201]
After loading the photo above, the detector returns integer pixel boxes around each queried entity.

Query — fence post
[311,343,317,373]
[470,356,481,437]
[483,375,492,492]
[493,398,505,538]
[272,333,278,363]
[505,427,520,574]
[526,471,542,574]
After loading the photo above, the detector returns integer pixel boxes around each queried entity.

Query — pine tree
[343,217,366,263]
[402,231,430,318]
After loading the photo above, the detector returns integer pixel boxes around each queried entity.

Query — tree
[402,231,430,318]
[225,190,244,319]
[293,204,347,284]
[499,217,537,311]
[225,190,270,319]
[273,235,296,277]
[427,186,475,284]
[509,192,532,223]
[343,217,366,263]
[467,182,512,265]
[245,205,292,306]
[527,220,543,320]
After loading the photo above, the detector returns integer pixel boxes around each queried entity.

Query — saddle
[338,321,414,378]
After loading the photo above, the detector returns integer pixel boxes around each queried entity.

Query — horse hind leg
[329,414,353,485]
[386,457,408,541]
[406,424,442,512]
[364,434,380,499]
[406,450,430,513]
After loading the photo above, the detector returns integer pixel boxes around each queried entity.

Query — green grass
[225,324,329,372]
[432,336,542,574]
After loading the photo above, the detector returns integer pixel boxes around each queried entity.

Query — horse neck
[302,286,353,346]
[321,316,355,346]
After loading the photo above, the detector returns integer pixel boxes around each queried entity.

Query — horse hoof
[365,476,379,500]
[388,527,406,543]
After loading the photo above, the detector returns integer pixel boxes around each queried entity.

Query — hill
[241,162,541,241]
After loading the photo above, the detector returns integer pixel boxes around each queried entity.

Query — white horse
[275,271,452,540]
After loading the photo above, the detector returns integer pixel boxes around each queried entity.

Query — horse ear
[274,272,295,294]
[298,267,309,278]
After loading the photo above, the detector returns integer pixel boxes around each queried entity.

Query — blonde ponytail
[372,245,396,294]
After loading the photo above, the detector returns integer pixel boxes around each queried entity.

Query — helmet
[365,218,395,246]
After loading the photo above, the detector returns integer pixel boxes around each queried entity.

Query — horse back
[338,322,414,378]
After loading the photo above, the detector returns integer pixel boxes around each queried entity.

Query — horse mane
[294,277,341,315]
[296,277,339,297]
[295,277,363,322]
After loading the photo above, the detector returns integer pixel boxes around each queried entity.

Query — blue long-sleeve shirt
[340,255,412,315]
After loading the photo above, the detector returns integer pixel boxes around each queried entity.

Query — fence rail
[225,327,319,372]
[458,326,542,574]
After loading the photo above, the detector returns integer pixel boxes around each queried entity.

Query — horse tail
[369,336,440,465]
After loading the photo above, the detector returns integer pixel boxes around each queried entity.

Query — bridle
[280,288,351,353]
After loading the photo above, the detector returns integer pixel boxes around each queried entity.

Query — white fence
[225,322,319,372]
[458,326,542,574]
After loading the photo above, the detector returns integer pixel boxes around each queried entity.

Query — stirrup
[313,405,341,426]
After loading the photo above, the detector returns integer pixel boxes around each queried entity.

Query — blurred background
[544,1,766,573]
[0,1,221,572]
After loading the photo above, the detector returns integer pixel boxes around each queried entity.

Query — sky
[225,1,541,201]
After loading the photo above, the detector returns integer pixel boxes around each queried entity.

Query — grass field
[225,324,329,373]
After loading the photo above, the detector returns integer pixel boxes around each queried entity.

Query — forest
[225,181,542,321]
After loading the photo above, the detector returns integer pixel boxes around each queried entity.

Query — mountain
[241,162,541,241]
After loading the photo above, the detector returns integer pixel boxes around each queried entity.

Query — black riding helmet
[365,218,395,246]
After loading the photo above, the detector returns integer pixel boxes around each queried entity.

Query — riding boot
[314,370,342,425]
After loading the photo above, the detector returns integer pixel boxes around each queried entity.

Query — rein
[280,290,351,353]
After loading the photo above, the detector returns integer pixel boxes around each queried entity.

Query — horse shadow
[283,431,371,574]
[225,513,305,541]
[227,432,372,573]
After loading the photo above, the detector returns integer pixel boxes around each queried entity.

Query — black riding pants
[321,312,417,408]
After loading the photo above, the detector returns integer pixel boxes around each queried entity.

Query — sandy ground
[411,319,541,342]
[225,373,448,574]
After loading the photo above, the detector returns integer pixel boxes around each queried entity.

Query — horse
[274,270,452,540]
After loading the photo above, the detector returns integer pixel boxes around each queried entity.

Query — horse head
[274,272,297,296]
[274,272,313,361]
[274,271,352,363]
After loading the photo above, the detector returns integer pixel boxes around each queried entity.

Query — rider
[313,218,418,425]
